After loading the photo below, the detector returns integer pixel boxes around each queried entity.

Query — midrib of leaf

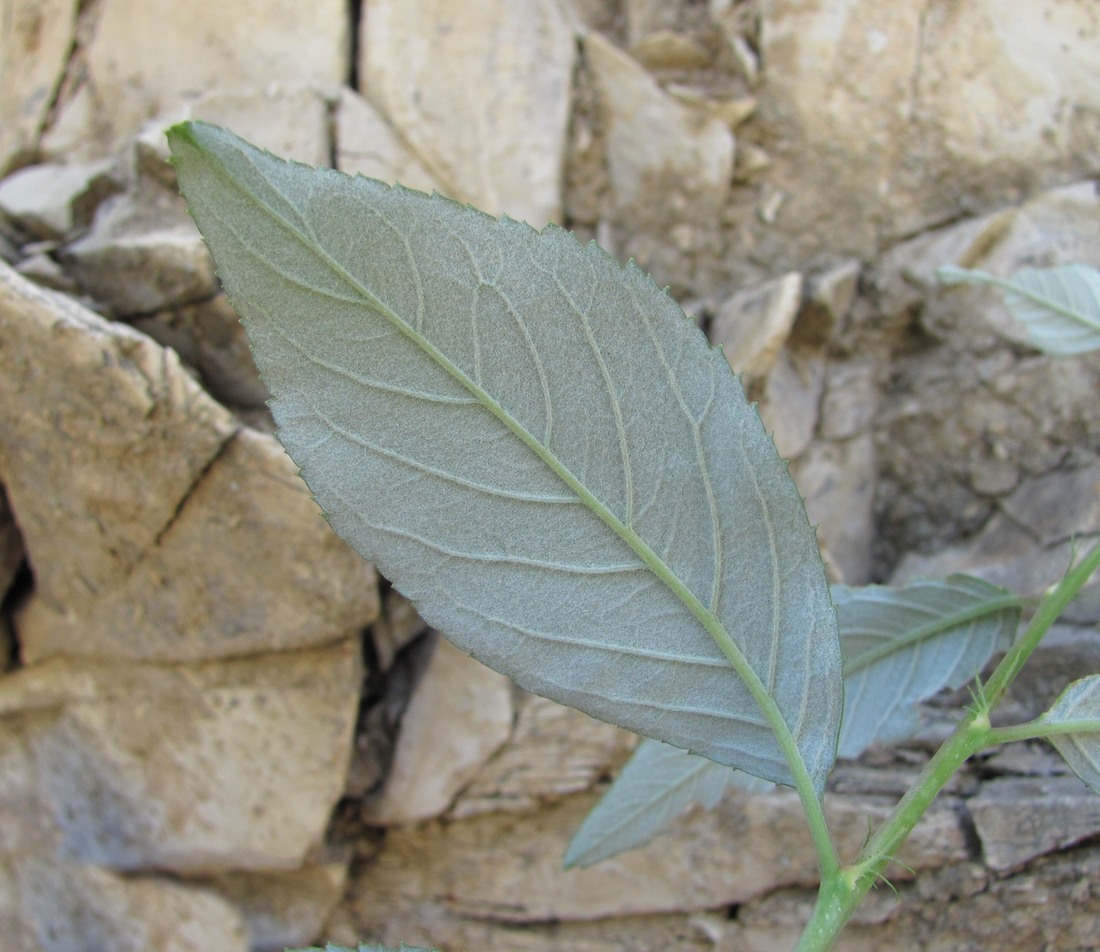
[199,142,830,836]
[842,592,1024,676]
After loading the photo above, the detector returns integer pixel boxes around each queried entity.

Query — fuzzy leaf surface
[168,122,841,789]
[937,264,1100,355]
[835,576,1019,758]
[1040,675,1100,796]
[565,736,771,867]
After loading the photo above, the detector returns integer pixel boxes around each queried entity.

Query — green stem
[985,717,1100,746]
[792,537,1100,952]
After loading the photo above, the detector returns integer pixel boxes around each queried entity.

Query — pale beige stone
[0,260,236,606]
[629,30,711,70]
[0,646,360,872]
[335,87,443,196]
[819,360,878,440]
[0,159,119,241]
[792,432,876,585]
[0,0,78,171]
[63,179,216,315]
[365,636,513,824]
[360,0,575,224]
[585,30,734,281]
[371,588,429,672]
[211,858,350,951]
[132,293,270,410]
[756,346,825,462]
[350,785,965,928]
[0,489,21,600]
[41,0,348,160]
[135,84,332,186]
[0,262,379,662]
[970,775,1100,872]
[753,0,1100,259]
[450,693,636,818]
[8,858,249,952]
[711,272,802,384]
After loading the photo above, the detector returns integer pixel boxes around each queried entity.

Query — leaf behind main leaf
[835,575,1019,758]
[168,121,842,790]
[564,736,771,867]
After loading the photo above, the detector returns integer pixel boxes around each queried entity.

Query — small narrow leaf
[564,737,771,867]
[1039,675,1100,796]
[937,263,1100,355]
[168,122,842,790]
[835,575,1019,758]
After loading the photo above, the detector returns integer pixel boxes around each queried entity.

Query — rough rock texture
[3,1,1100,950]
[360,0,575,224]
[364,635,513,825]
[0,263,379,663]
[39,0,348,161]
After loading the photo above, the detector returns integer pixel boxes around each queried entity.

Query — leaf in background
[168,122,842,790]
[937,264,1100,355]
[564,736,771,867]
[1039,675,1100,796]
[835,575,1019,758]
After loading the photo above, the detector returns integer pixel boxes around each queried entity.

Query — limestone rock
[793,432,876,584]
[0,160,120,242]
[756,346,825,462]
[63,178,216,316]
[0,645,360,872]
[755,1,1100,261]
[360,0,575,225]
[348,786,965,929]
[132,294,270,410]
[819,360,878,441]
[450,693,636,818]
[41,0,348,160]
[0,262,379,662]
[711,272,803,386]
[0,489,21,601]
[0,0,77,172]
[370,588,429,672]
[970,775,1100,872]
[585,30,735,289]
[365,635,513,824]
[335,87,443,195]
[796,258,861,346]
[211,858,350,952]
[135,84,332,187]
[3,858,248,952]
[629,31,712,71]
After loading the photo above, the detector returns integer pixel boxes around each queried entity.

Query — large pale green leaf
[937,264,1100,355]
[168,122,842,789]
[569,575,1019,865]
[835,575,1019,758]
[564,736,771,867]
[1039,675,1100,796]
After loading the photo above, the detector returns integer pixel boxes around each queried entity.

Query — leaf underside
[168,121,841,790]
[834,575,1019,758]
[1041,675,1100,795]
[565,736,771,867]
[937,264,1100,355]
[569,575,1018,865]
